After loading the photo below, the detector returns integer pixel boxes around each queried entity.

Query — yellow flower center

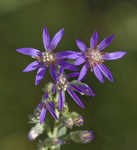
[42,52,55,66]
[85,48,103,70]
[57,75,68,90]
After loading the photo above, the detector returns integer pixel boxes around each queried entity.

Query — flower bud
[52,138,63,145]
[28,123,45,141]
[80,131,94,143]
[73,115,84,127]
[70,130,94,143]
[64,118,74,128]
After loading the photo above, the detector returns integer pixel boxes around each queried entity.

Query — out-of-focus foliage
[0,0,41,15]
[0,0,137,150]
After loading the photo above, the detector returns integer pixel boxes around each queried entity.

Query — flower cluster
[16,26,126,149]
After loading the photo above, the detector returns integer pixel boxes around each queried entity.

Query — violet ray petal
[36,103,42,110]
[69,83,83,93]
[58,66,64,77]
[55,51,81,59]
[35,67,46,86]
[97,64,113,82]
[50,64,57,82]
[67,87,85,108]
[40,107,47,124]
[66,72,79,78]
[16,48,41,57]
[51,84,56,94]
[56,68,64,80]
[57,60,77,71]
[42,26,50,51]
[90,31,98,49]
[23,61,39,72]
[74,56,86,66]
[77,63,89,81]
[78,84,95,96]
[97,35,114,51]
[75,40,87,52]
[47,105,58,120]
[102,51,127,60]
[49,28,64,50]
[93,65,104,83]
[58,90,63,110]
[43,92,49,99]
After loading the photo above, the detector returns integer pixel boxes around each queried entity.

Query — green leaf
[57,127,67,138]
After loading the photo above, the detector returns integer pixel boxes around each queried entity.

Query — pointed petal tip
[108,34,114,40]
[43,26,48,34]
[81,104,85,109]
[110,78,114,83]
[111,34,114,38]
[90,91,95,96]
[100,80,104,84]
[43,26,47,30]
[22,69,25,72]
[92,93,96,96]
[49,27,64,50]
[93,29,97,32]
[75,39,79,45]
[59,27,64,34]
[93,30,98,35]
[54,115,58,120]
[61,28,64,32]
[35,81,39,86]
[16,48,24,54]
[16,48,20,52]
[22,69,29,73]
[107,34,114,42]
[40,120,43,124]
[75,40,87,52]
[120,51,127,56]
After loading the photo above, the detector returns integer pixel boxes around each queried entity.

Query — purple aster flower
[57,31,126,83]
[50,67,95,110]
[16,26,77,85]
[36,98,58,124]
[75,32,127,82]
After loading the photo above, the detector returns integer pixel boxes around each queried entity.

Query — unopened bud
[70,130,94,143]
[28,123,44,141]
[64,118,74,128]
[80,131,94,143]
[73,115,83,127]
[52,138,63,145]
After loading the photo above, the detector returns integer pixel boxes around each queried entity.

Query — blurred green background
[0,0,137,149]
